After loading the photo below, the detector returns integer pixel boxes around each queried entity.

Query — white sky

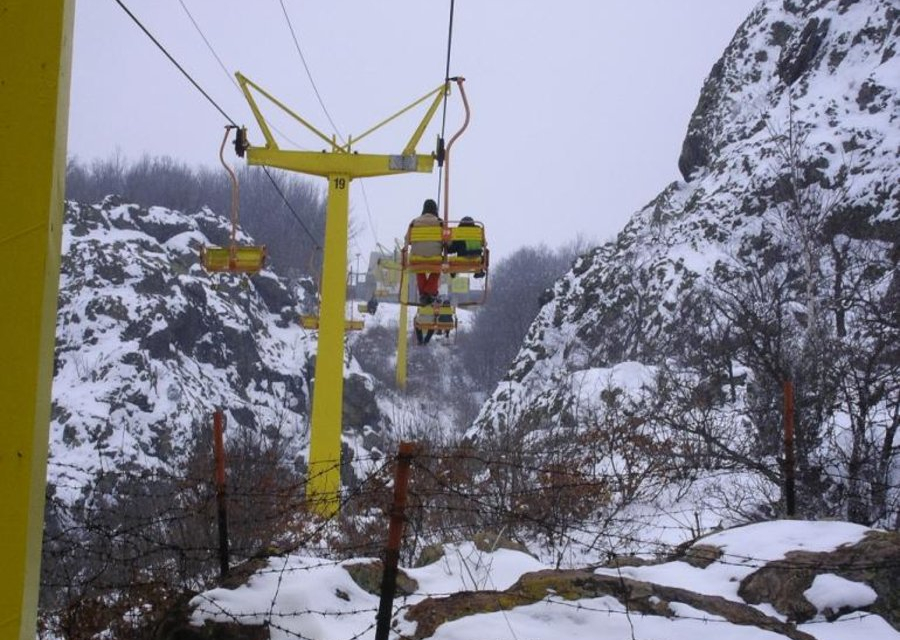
[68,0,759,264]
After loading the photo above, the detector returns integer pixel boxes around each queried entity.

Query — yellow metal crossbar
[299,315,364,331]
[448,225,483,242]
[408,226,444,243]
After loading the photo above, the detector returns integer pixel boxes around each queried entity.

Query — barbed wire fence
[38,418,900,640]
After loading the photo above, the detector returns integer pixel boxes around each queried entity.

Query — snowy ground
[190,520,898,640]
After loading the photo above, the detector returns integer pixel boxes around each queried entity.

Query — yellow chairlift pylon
[200,126,267,275]
[234,71,461,516]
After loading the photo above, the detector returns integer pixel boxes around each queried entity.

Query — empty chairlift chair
[200,126,267,275]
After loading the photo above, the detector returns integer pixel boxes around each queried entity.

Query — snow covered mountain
[50,197,390,501]
[471,0,899,524]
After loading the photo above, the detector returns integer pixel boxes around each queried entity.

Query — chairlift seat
[403,226,444,273]
[447,223,488,274]
[201,245,267,274]
[414,303,457,332]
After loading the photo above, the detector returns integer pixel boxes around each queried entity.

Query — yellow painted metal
[0,1,74,638]
[236,72,446,515]
[306,175,350,516]
[451,275,470,294]
[237,72,447,158]
[247,147,434,179]
[300,315,364,331]
[402,82,449,156]
[414,304,457,332]
[236,72,333,150]
[200,245,267,273]
[342,85,444,152]
[396,269,409,391]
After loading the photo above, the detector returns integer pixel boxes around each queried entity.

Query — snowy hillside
[50,197,391,501]
[471,0,899,525]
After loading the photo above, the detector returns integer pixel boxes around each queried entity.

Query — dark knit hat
[422,198,438,215]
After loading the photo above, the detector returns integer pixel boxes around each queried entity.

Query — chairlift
[399,78,489,303]
[200,126,267,274]
[413,300,458,337]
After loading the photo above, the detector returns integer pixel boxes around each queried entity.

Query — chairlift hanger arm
[236,72,335,150]
[235,72,451,163]
[343,83,447,154]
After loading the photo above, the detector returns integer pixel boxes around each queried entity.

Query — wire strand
[112,0,237,127]
[276,0,344,142]
[435,0,456,209]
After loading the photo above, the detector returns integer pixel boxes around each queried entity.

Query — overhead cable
[276,0,344,141]
[436,0,456,207]
[112,0,237,127]
[111,0,322,250]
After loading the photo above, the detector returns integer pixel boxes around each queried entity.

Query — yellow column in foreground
[306,174,350,516]
[0,1,75,638]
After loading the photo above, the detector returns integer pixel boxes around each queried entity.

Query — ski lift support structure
[234,71,459,516]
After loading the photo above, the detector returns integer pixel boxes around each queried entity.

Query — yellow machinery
[235,72,463,515]
[200,126,267,274]
[0,2,75,637]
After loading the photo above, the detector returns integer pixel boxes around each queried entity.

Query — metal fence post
[375,442,416,640]
[783,380,796,517]
[213,410,230,578]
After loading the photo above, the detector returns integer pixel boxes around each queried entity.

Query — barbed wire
[40,443,899,640]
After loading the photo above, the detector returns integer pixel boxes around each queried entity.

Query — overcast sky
[68,1,759,265]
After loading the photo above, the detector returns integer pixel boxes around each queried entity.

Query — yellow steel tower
[236,73,455,515]
[0,1,75,637]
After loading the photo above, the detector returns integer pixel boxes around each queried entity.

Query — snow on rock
[51,197,391,501]
[803,574,877,616]
[183,521,899,640]
[595,520,872,602]
[404,541,547,593]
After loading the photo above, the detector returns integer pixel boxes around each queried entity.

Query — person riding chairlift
[409,198,442,303]
[448,215,485,278]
